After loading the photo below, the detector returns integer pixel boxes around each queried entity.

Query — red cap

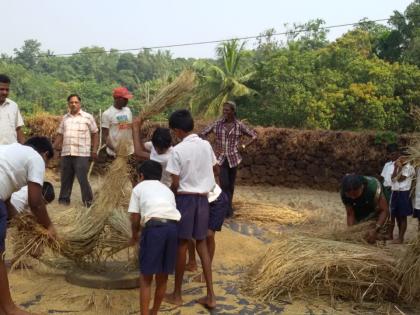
[113,87,133,99]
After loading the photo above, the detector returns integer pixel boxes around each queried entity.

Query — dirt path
[5,179,419,314]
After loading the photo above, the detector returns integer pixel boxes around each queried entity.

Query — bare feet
[185,262,198,272]
[196,296,216,309]
[191,272,205,283]
[164,293,183,306]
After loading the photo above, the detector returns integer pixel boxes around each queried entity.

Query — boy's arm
[27,181,56,238]
[170,174,180,194]
[132,117,150,160]
[240,122,257,148]
[129,213,141,246]
[345,205,356,227]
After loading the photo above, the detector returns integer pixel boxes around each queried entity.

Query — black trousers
[220,159,237,217]
[59,156,93,207]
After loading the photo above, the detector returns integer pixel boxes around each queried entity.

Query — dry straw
[243,236,400,305]
[139,70,196,120]
[233,201,309,226]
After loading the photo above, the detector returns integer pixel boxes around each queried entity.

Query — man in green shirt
[340,174,390,243]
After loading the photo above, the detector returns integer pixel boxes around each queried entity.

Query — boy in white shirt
[128,160,180,315]
[0,136,57,315]
[390,152,415,244]
[132,118,173,187]
[380,143,399,202]
[165,109,218,309]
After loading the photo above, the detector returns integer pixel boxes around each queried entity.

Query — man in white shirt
[128,160,180,315]
[102,87,137,183]
[0,74,25,145]
[165,109,218,309]
[0,136,57,315]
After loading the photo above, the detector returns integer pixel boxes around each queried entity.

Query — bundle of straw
[313,221,375,244]
[243,236,399,305]
[9,214,61,268]
[233,201,309,226]
[139,70,196,120]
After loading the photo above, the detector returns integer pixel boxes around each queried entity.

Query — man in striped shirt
[53,94,99,207]
[200,101,257,216]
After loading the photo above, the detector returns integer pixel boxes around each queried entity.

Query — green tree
[192,39,255,118]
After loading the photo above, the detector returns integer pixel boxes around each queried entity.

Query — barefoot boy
[165,109,218,309]
[128,160,181,315]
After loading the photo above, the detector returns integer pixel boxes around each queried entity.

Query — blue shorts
[0,200,7,253]
[209,192,229,232]
[390,191,413,217]
[176,195,209,240]
[139,223,178,275]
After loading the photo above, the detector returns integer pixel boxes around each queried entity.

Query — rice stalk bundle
[10,214,61,269]
[140,70,196,120]
[395,235,420,303]
[243,236,400,305]
[313,221,375,244]
[233,201,309,225]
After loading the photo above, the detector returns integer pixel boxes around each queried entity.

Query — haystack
[243,236,400,305]
[396,236,420,303]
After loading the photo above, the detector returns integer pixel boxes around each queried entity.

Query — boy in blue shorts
[128,160,181,315]
[165,109,218,309]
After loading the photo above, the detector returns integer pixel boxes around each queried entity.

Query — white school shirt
[11,186,28,213]
[166,134,217,194]
[102,106,134,156]
[381,161,394,188]
[208,184,222,203]
[128,180,181,226]
[0,143,45,201]
[391,162,415,192]
[144,141,173,187]
[0,98,24,145]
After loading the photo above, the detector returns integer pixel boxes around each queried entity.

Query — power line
[32,17,396,58]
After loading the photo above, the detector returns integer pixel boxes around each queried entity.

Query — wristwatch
[241,144,246,149]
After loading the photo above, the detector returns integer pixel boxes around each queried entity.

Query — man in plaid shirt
[53,94,99,207]
[200,101,257,216]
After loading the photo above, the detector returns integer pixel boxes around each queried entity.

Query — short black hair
[152,128,172,150]
[67,94,81,102]
[341,174,364,193]
[386,143,399,154]
[0,74,11,84]
[42,181,55,204]
[136,160,162,180]
[168,109,194,132]
[24,136,54,160]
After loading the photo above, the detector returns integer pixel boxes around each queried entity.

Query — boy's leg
[195,239,216,308]
[151,273,168,315]
[139,274,153,315]
[165,239,188,305]
[398,216,408,243]
[185,240,197,272]
[207,230,216,262]
[388,214,396,240]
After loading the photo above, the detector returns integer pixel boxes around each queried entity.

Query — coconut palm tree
[192,39,255,118]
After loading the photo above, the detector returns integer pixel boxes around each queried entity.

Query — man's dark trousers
[220,159,237,217]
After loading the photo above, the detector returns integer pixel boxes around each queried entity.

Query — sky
[1,0,414,59]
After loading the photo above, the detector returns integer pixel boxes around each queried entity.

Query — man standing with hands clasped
[200,101,257,217]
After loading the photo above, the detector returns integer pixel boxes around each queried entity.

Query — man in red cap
[102,87,137,182]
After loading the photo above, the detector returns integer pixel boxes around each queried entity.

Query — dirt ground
[5,175,420,315]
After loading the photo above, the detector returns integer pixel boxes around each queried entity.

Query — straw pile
[395,236,420,303]
[140,70,196,120]
[233,201,309,226]
[243,236,400,305]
